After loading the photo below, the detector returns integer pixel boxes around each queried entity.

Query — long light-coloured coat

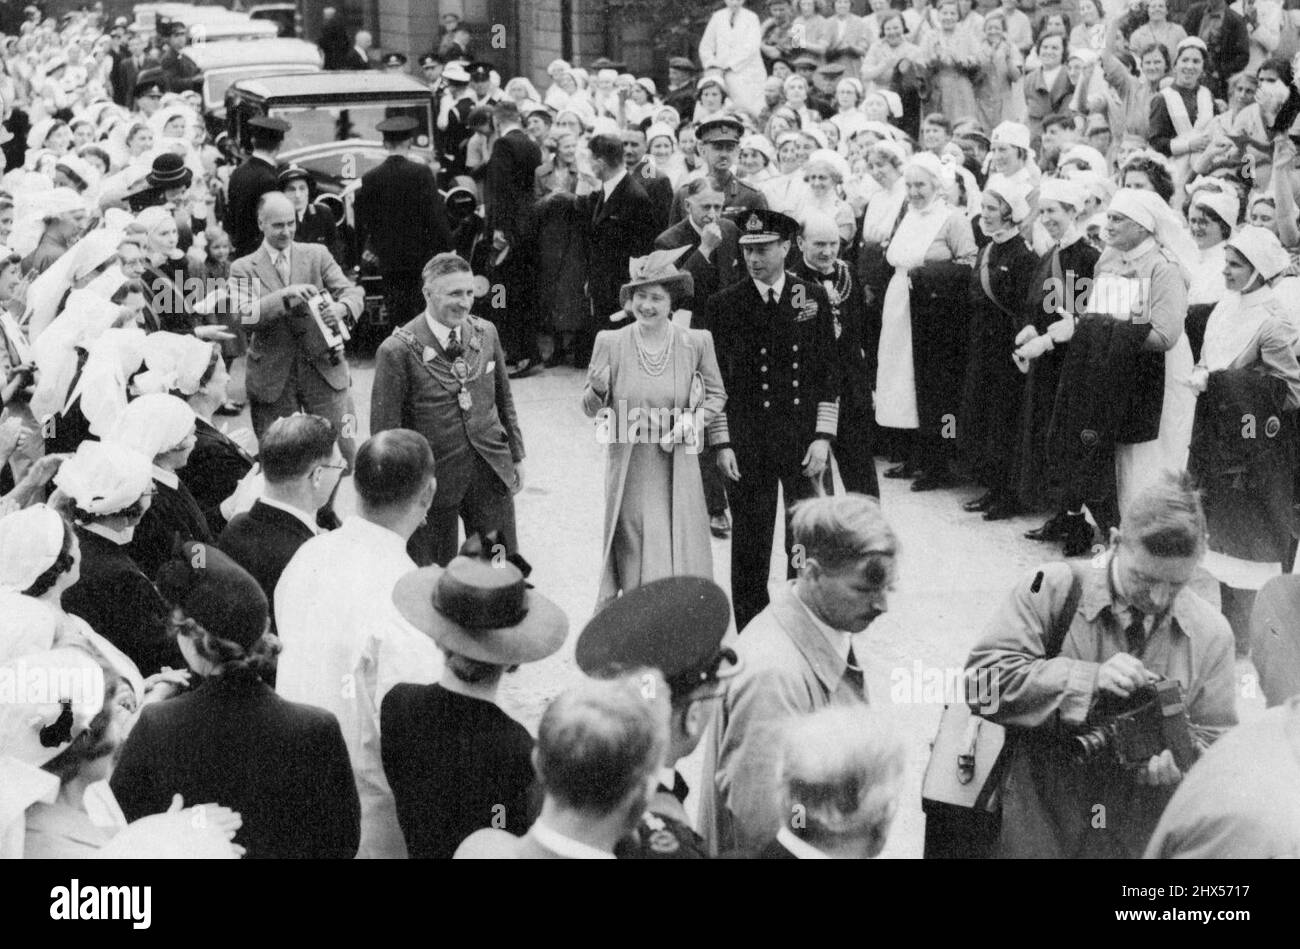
[582,322,726,606]
[698,581,867,856]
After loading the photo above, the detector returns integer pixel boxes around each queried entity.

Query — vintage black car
[177,38,323,138]
[224,71,438,350]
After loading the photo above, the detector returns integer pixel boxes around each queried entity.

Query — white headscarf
[108,392,196,460]
[53,439,152,516]
[1108,187,1198,278]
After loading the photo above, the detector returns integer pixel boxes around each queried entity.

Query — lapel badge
[423,346,438,363]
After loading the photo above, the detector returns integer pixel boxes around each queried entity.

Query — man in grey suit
[370,252,525,566]
[699,493,898,856]
[229,192,364,465]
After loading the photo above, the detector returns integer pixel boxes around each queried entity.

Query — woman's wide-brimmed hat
[619,247,694,305]
[392,535,568,666]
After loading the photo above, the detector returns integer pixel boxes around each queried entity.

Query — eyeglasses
[316,461,347,473]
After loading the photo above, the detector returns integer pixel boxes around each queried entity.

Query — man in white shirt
[217,414,341,629]
[698,493,899,855]
[699,0,767,118]
[274,429,444,858]
[455,676,668,859]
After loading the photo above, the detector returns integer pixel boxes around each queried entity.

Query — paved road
[218,354,1265,858]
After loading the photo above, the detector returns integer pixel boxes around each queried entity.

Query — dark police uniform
[354,117,454,327]
[225,116,288,260]
[574,576,740,861]
[707,211,839,632]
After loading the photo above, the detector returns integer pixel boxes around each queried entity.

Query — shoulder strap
[1043,561,1085,660]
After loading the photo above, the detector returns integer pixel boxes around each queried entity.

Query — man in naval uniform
[706,209,840,631]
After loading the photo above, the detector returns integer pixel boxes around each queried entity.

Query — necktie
[592,188,606,223]
[1123,609,1146,658]
[275,252,290,287]
[446,327,463,359]
[768,287,778,308]
[845,642,865,696]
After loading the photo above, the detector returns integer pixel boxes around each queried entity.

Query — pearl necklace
[633,322,673,376]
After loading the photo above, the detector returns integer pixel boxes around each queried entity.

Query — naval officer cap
[467,61,494,82]
[668,56,699,73]
[383,51,408,68]
[735,208,799,245]
[575,577,739,701]
[376,116,419,141]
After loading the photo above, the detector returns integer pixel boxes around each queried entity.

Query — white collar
[152,465,178,490]
[603,166,627,198]
[754,273,786,301]
[530,820,616,859]
[658,766,678,790]
[262,240,290,263]
[794,587,857,663]
[777,826,830,859]
[257,495,320,536]
[341,515,410,554]
[424,311,464,349]
[81,521,134,545]
[1056,228,1083,250]
[1119,237,1157,264]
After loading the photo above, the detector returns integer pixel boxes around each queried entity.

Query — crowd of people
[2,0,1300,861]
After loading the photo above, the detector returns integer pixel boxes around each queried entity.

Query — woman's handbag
[921,563,1084,858]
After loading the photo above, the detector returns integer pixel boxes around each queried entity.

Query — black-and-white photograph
[0,0,1295,911]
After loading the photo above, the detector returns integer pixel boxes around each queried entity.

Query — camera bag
[921,562,1084,858]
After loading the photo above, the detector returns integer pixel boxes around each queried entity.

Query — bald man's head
[799,212,842,272]
[258,191,297,249]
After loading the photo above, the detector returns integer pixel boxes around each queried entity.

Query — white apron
[1160,84,1214,195]
[1088,266,1195,512]
[874,201,951,429]
[1115,334,1195,512]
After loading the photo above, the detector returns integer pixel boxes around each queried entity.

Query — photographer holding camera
[229,192,363,471]
[963,471,1238,859]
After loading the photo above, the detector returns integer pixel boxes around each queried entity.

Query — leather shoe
[884,462,916,479]
[1024,513,1068,542]
[1060,513,1095,557]
[911,472,958,492]
[508,358,537,379]
[983,498,1020,521]
[710,513,731,539]
[963,491,995,513]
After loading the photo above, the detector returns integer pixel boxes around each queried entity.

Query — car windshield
[270,101,432,151]
[205,67,317,108]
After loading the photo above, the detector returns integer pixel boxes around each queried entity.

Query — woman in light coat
[582,251,727,607]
